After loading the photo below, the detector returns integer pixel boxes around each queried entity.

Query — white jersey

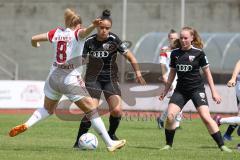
[44,27,89,102]
[159,46,177,88]
[159,46,171,76]
[48,27,85,75]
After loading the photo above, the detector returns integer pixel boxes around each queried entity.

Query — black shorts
[169,89,209,110]
[85,81,121,100]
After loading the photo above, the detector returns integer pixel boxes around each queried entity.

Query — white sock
[175,121,180,128]
[160,110,168,121]
[25,108,50,128]
[88,112,115,147]
[175,111,183,128]
[220,116,240,125]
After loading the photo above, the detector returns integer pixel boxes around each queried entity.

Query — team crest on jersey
[189,56,195,62]
[103,42,117,52]
[199,92,205,99]
[120,43,127,50]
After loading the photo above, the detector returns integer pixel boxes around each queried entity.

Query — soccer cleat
[213,115,222,126]
[107,139,126,152]
[223,133,232,141]
[73,143,79,149]
[220,145,232,153]
[160,145,172,150]
[157,117,164,129]
[9,124,28,137]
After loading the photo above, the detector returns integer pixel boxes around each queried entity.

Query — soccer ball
[78,133,98,150]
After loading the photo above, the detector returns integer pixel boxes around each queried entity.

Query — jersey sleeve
[159,50,168,65]
[169,52,176,69]
[74,28,86,41]
[199,51,209,68]
[115,36,128,55]
[47,28,57,43]
[74,29,80,41]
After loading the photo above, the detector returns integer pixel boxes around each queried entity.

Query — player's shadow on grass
[3,146,69,152]
[199,145,235,150]
[128,145,160,150]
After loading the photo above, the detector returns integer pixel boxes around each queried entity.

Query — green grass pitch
[0,114,240,160]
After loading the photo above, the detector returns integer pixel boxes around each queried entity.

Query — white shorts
[44,70,90,102]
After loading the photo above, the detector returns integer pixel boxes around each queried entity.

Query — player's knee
[110,107,122,117]
[44,107,54,115]
[166,113,175,124]
[82,98,97,110]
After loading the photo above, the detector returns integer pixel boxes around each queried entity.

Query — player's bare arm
[160,63,168,84]
[124,51,146,85]
[202,66,221,104]
[78,18,102,39]
[31,33,48,48]
[159,68,176,100]
[227,59,240,87]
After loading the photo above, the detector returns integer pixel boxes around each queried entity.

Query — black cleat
[73,142,80,149]
[108,132,119,140]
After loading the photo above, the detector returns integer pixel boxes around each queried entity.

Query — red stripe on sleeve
[74,29,80,41]
[48,28,57,43]
[160,52,167,57]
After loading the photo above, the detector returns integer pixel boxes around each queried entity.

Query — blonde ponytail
[64,8,82,28]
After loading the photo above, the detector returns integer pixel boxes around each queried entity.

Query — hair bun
[102,9,111,17]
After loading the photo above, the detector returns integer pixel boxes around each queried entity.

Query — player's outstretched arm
[159,68,176,101]
[124,51,146,85]
[202,66,221,104]
[78,18,102,39]
[31,33,48,48]
[227,59,240,87]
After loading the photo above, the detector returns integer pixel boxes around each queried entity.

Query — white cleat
[107,139,126,152]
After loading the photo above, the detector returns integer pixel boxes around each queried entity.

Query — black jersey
[83,33,128,82]
[170,46,209,92]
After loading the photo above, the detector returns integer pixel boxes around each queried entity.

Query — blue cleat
[223,133,232,141]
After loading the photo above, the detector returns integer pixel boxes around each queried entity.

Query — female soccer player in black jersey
[159,26,232,152]
[73,9,146,147]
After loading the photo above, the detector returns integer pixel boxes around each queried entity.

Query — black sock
[74,116,92,146]
[165,129,176,147]
[225,124,238,136]
[108,115,121,135]
[211,131,224,148]
[237,126,240,136]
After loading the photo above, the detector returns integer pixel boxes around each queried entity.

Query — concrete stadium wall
[0,0,240,80]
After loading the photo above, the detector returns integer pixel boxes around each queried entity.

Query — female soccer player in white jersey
[214,60,240,129]
[8,8,126,152]
[159,26,231,152]
[157,29,183,129]
[213,60,240,149]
